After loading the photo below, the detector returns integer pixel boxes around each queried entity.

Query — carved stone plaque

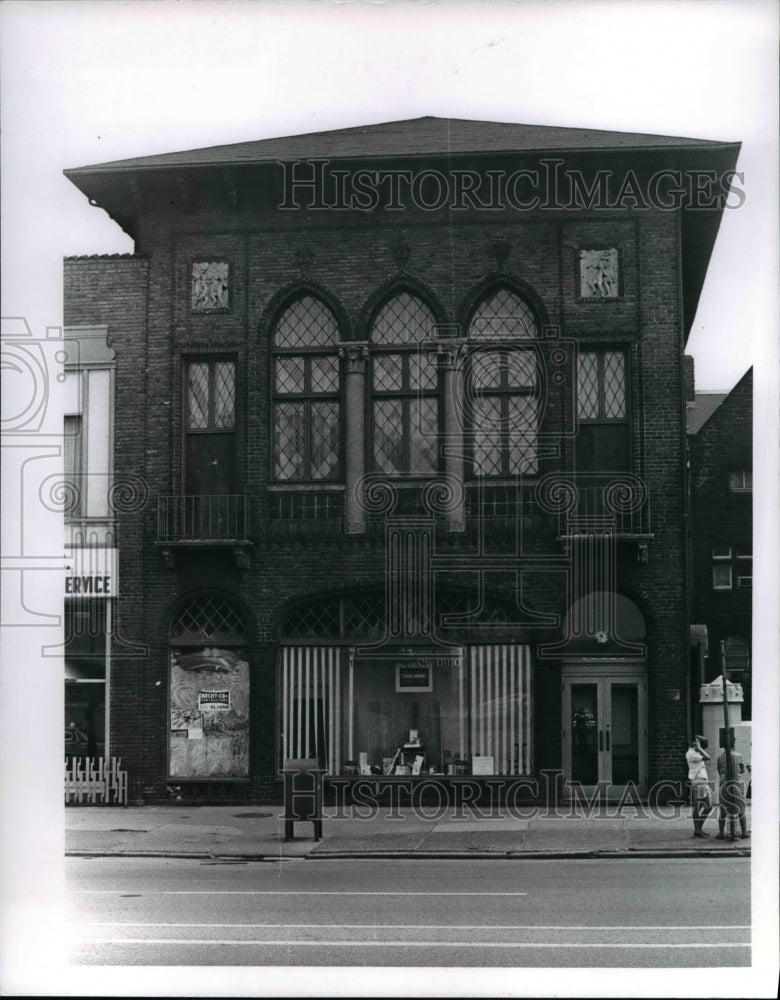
[579,248,619,298]
[191,260,230,312]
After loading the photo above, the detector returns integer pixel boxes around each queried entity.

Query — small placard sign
[198,690,230,711]
[472,756,495,776]
[396,665,433,692]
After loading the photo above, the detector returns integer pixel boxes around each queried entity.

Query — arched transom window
[273,295,341,482]
[370,292,439,476]
[467,288,539,477]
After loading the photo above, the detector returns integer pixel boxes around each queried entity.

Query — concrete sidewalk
[65,803,751,861]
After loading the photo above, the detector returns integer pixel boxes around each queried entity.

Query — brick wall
[64,154,695,797]
[689,369,753,714]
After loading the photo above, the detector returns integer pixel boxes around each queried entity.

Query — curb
[65,848,750,861]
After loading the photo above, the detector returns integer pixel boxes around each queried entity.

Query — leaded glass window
[184,358,236,495]
[576,349,630,472]
[370,292,439,476]
[273,296,341,482]
[466,289,539,477]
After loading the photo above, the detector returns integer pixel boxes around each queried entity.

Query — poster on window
[169,648,249,777]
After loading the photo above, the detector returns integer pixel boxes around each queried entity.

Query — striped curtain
[469,645,532,774]
[280,646,343,775]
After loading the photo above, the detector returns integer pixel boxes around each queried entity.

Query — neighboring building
[688,366,753,721]
[63,116,740,803]
[62,325,118,762]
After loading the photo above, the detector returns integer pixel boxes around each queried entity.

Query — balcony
[534,473,653,550]
[156,495,252,568]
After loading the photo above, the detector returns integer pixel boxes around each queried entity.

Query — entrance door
[562,668,647,798]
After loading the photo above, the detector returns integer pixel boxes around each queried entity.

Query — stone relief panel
[191,260,230,312]
[579,248,619,299]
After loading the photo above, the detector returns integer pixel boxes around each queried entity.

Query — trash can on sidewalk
[282,758,324,841]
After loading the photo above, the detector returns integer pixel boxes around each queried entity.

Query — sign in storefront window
[169,647,249,777]
[396,664,433,692]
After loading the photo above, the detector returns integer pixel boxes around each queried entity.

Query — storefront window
[278,605,533,778]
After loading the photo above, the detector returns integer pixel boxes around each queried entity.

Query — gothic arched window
[466,288,539,477]
[272,295,341,482]
[369,292,439,476]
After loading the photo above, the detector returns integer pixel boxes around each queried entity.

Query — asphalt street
[67,856,750,967]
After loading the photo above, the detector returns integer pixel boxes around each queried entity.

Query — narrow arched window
[272,295,341,482]
[369,292,439,476]
[466,288,539,476]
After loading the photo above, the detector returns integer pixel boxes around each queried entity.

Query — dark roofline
[687,366,753,435]
[64,115,741,176]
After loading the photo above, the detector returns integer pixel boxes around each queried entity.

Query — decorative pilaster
[338,342,369,534]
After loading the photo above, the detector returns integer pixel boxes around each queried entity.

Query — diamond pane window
[274,402,305,480]
[374,398,404,474]
[409,397,438,474]
[311,356,339,393]
[473,435,503,477]
[505,350,537,389]
[409,353,438,390]
[275,357,305,394]
[184,359,237,495]
[272,296,341,482]
[471,352,503,390]
[577,353,600,419]
[273,295,338,348]
[575,349,630,472]
[188,363,210,428]
[170,593,247,643]
[467,290,539,478]
[468,289,538,341]
[507,396,538,474]
[373,355,403,392]
[186,360,235,430]
[310,402,340,480]
[213,361,235,427]
[371,292,435,345]
[578,351,627,421]
[369,292,440,476]
[603,352,626,418]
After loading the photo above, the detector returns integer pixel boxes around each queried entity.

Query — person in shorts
[685,737,712,838]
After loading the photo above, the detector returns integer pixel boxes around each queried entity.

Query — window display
[279,643,532,777]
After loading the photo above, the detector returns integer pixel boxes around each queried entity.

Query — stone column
[338,343,369,534]
[433,340,467,532]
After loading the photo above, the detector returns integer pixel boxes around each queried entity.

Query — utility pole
[720,639,737,840]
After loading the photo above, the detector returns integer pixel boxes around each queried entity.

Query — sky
[0,0,777,392]
[1,2,778,997]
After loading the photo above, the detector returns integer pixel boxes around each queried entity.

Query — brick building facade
[63,117,740,803]
[688,367,753,721]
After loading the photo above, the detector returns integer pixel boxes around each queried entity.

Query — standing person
[716,742,750,840]
[686,737,712,838]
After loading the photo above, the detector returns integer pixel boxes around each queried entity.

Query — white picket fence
[64,756,128,805]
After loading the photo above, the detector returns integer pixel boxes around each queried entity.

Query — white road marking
[77,938,750,949]
[75,889,528,896]
[81,922,750,931]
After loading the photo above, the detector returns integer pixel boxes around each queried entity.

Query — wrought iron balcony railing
[534,473,652,539]
[157,494,250,543]
[266,491,344,537]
